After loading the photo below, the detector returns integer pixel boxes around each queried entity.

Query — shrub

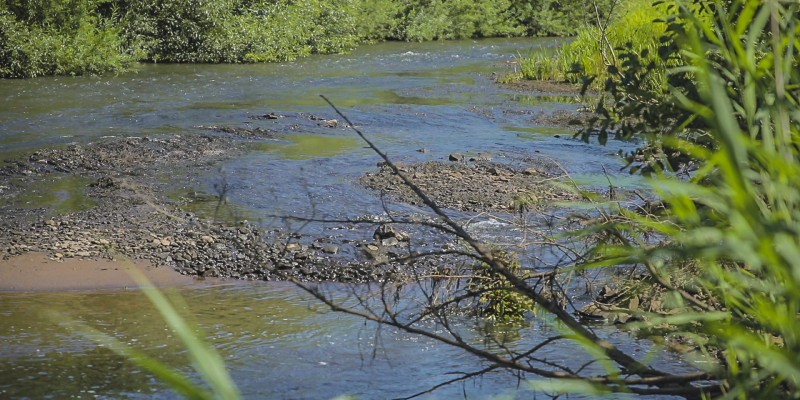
[0,1,134,78]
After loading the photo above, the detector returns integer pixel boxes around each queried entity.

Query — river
[1,38,691,399]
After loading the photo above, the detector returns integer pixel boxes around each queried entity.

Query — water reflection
[251,134,361,160]
[0,175,96,215]
[0,281,695,399]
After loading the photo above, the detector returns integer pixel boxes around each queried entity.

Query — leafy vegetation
[568,0,800,397]
[0,0,616,78]
[309,0,800,398]
[33,0,800,398]
[467,249,535,320]
[516,0,670,88]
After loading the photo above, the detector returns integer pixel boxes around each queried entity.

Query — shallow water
[0,37,644,223]
[0,38,682,399]
[0,281,694,400]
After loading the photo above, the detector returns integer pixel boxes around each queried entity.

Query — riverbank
[0,252,194,292]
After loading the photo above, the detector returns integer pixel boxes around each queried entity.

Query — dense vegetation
[568,0,800,397]
[0,0,613,78]
[514,0,670,89]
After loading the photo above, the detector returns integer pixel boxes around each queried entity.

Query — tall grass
[518,0,670,88]
[576,0,800,396]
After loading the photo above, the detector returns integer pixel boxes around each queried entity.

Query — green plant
[516,0,670,85]
[575,0,800,397]
[468,249,535,320]
[0,0,135,78]
[518,51,561,80]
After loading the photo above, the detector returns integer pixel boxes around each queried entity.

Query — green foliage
[576,0,800,396]
[0,0,136,78]
[518,51,560,81]
[1,0,619,78]
[517,0,669,85]
[468,249,535,320]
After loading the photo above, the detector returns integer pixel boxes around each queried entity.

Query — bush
[0,1,134,78]
[1,0,620,78]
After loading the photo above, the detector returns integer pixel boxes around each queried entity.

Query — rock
[448,153,465,162]
[200,235,215,244]
[381,237,399,247]
[91,176,119,189]
[523,167,537,175]
[285,243,301,252]
[319,119,339,128]
[469,152,492,162]
[322,245,339,254]
[373,224,409,242]
[203,268,220,277]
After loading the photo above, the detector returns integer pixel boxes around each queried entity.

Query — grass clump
[468,250,535,320]
[517,0,670,88]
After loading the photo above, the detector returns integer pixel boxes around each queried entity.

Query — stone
[322,245,339,254]
[381,238,399,247]
[373,224,409,242]
[448,153,465,162]
[319,119,339,128]
[203,268,220,278]
[285,243,301,251]
[469,152,492,162]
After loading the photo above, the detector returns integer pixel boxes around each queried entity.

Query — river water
[1,38,691,399]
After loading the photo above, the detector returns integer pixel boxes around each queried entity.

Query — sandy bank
[0,252,195,292]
